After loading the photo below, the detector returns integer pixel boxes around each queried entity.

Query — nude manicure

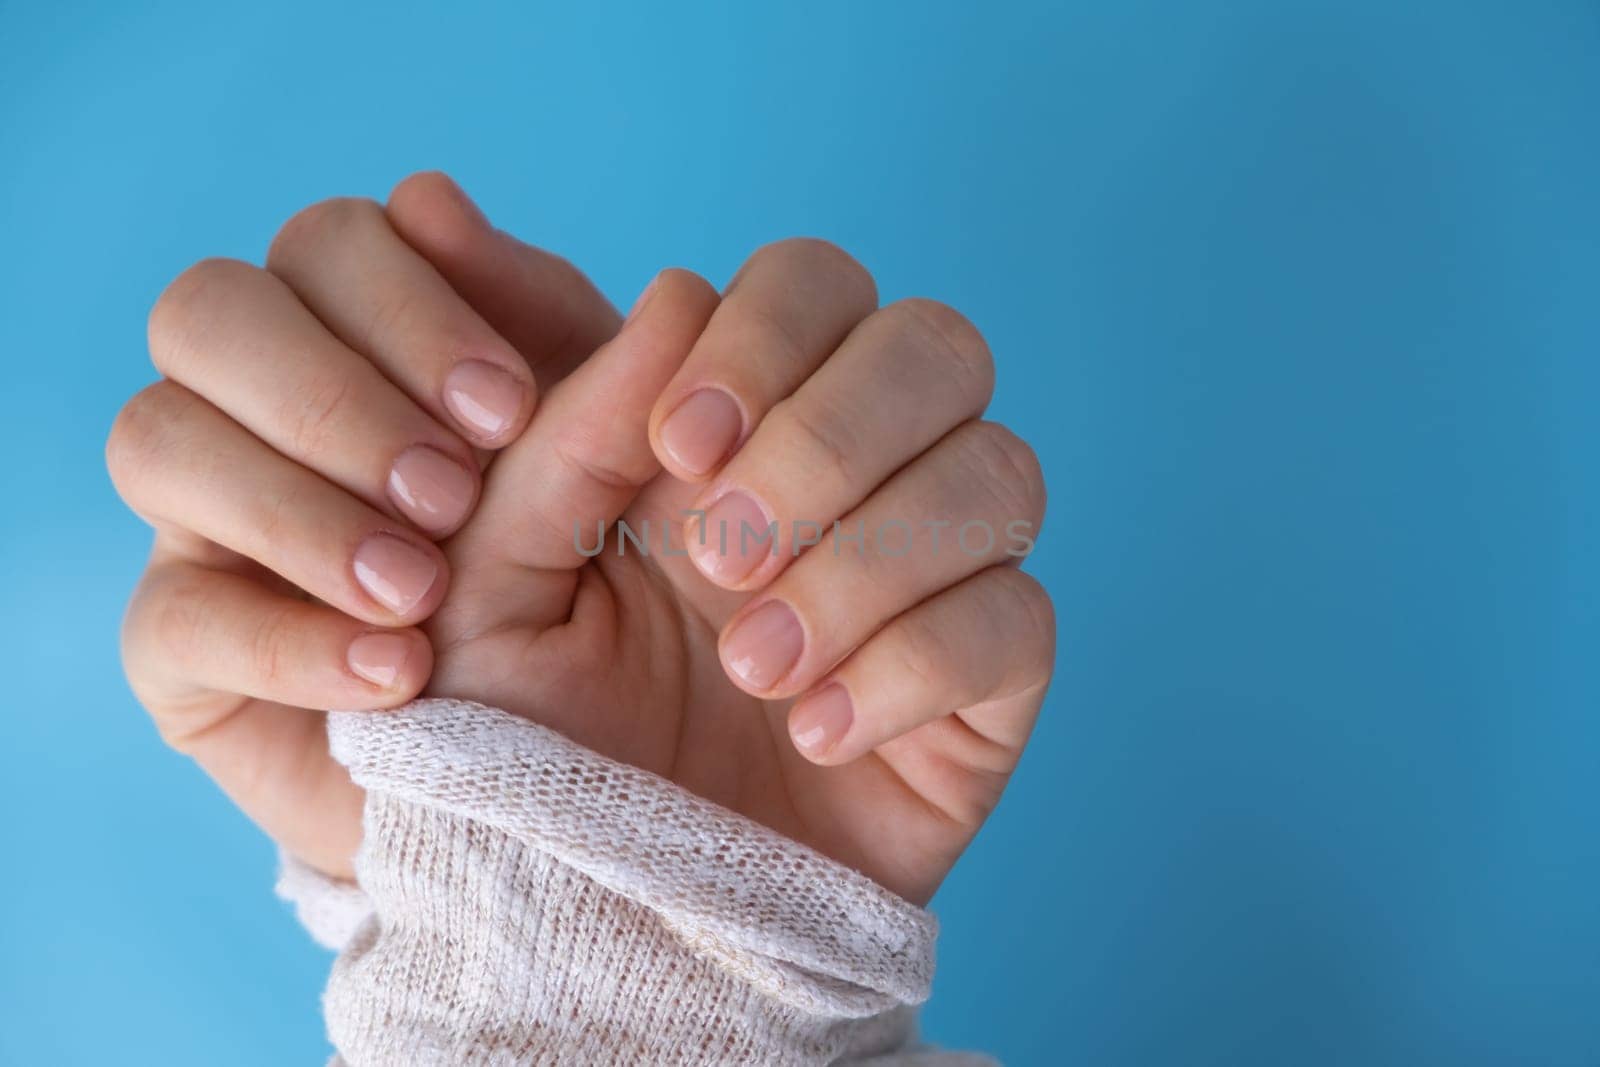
[721,600,804,691]
[387,445,475,535]
[347,631,413,689]
[353,534,439,616]
[444,360,526,442]
[789,684,854,758]
[689,490,773,585]
[659,388,742,476]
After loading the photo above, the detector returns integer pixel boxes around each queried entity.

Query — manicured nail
[789,684,854,759]
[387,445,475,535]
[659,388,743,476]
[346,631,413,689]
[353,534,439,616]
[623,275,658,325]
[689,490,772,585]
[721,600,804,691]
[443,360,526,443]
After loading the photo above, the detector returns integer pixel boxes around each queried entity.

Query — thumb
[458,268,720,600]
[385,171,620,390]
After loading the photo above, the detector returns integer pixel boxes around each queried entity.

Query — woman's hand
[108,174,621,877]
[111,174,1055,905]
[450,239,1055,906]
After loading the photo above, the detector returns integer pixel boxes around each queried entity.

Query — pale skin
[108,172,1055,907]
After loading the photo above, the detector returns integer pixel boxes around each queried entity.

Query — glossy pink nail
[659,388,742,476]
[688,490,773,585]
[353,534,439,616]
[346,631,413,689]
[789,684,854,758]
[387,445,475,535]
[721,600,804,691]
[443,360,526,442]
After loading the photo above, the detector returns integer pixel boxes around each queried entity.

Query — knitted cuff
[274,852,372,952]
[313,698,941,1066]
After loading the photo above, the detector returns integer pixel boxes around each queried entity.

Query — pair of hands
[108,173,1054,906]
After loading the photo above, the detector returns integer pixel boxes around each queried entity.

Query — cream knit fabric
[276,698,991,1066]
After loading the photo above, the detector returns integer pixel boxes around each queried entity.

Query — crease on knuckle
[773,238,877,307]
[772,398,856,486]
[106,383,188,497]
[147,576,212,683]
[148,257,252,374]
[958,422,1046,530]
[267,197,381,270]
[253,475,310,556]
[985,569,1057,687]
[281,370,354,457]
[555,439,642,495]
[890,298,994,407]
[246,600,299,691]
[363,283,426,350]
[738,300,811,373]
[892,611,957,696]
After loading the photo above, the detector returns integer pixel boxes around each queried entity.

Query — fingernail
[790,684,854,759]
[623,274,658,325]
[659,389,743,476]
[387,445,475,535]
[689,490,772,585]
[443,360,526,443]
[346,631,413,689]
[721,600,804,691]
[353,534,439,616]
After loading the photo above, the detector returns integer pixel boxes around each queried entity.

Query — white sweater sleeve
[274,698,991,1066]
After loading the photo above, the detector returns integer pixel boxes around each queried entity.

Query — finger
[149,258,480,537]
[715,420,1046,698]
[647,238,878,480]
[196,700,365,880]
[460,269,721,584]
[107,381,448,626]
[124,555,432,715]
[784,566,1054,765]
[385,171,621,390]
[267,195,536,447]
[684,298,994,589]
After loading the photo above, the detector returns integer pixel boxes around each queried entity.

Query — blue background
[2,2,1596,1064]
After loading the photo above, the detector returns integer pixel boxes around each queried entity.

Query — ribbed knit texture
[275,699,988,1066]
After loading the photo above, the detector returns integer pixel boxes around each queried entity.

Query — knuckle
[885,297,995,406]
[143,575,212,682]
[267,196,382,269]
[362,283,425,348]
[770,397,857,486]
[894,610,959,694]
[245,602,298,690]
[747,237,877,308]
[280,368,355,457]
[555,439,644,494]
[989,568,1057,654]
[106,381,190,497]
[737,300,810,371]
[956,421,1046,527]
[387,170,455,208]
[147,257,257,372]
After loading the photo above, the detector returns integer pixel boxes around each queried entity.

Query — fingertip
[636,269,735,480]
[387,170,489,236]
[344,628,433,708]
[653,387,746,482]
[387,444,482,538]
[788,682,856,765]
[442,357,537,448]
